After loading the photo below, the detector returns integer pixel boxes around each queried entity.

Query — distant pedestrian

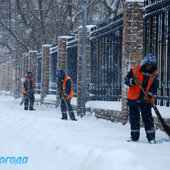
[23,71,35,111]
[125,54,159,144]
[56,69,76,120]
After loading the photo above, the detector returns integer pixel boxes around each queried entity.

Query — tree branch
[0,21,29,51]
[72,0,96,22]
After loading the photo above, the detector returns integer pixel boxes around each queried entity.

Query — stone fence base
[34,97,170,133]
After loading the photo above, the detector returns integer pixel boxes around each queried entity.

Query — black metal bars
[66,37,78,97]
[144,0,170,106]
[36,52,42,94]
[49,45,58,95]
[90,14,123,101]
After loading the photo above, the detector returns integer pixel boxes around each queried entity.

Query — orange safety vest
[127,65,157,103]
[62,75,74,100]
[23,77,35,94]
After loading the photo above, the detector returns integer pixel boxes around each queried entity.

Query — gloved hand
[134,77,142,86]
[144,94,152,104]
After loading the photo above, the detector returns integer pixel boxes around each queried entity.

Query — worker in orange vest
[23,71,35,111]
[56,69,76,120]
[125,54,159,144]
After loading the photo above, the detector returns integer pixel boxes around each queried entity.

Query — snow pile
[126,0,144,2]
[86,100,121,111]
[0,96,169,170]
[152,106,170,119]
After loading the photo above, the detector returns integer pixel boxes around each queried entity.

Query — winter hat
[141,53,157,72]
[56,69,66,80]
[27,71,32,75]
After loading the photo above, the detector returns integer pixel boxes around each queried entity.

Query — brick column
[21,53,29,77]
[10,60,15,96]
[40,45,51,103]
[77,26,91,115]
[4,62,7,92]
[6,61,10,92]
[57,36,72,71]
[121,0,144,124]
[0,64,2,91]
[2,63,6,91]
[28,51,37,82]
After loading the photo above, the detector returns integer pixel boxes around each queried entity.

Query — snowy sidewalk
[0,96,170,170]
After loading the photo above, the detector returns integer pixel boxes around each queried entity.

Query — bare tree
[0,0,125,58]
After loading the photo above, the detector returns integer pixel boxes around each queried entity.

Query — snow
[0,95,170,170]
[126,0,144,2]
[152,106,170,119]
[58,36,73,39]
[87,25,96,31]
[29,50,38,53]
[42,44,52,47]
[86,100,121,111]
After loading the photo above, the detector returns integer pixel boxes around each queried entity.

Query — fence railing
[36,52,42,94]
[66,37,78,97]
[144,0,170,106]
[90,14,123,101]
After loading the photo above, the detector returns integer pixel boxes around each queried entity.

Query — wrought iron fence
[90,14,123,101]
[49,45,58,95]
[144,0,170,106]
[36,52,42,94]
[66,37,78,97]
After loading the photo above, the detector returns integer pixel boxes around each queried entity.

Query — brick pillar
[7,59,11,92]
[6,61,10,92]
[2,63,6,91]
[57,36,72,71]
[10,60,15,96]
[0,64,2,91]
[121,0,144,124]
[40,45,51,103]
[77,26,91,115]
[4,62,7,92]
[24,53,29,75]
[21,53,29,92]
[28,51,37,82]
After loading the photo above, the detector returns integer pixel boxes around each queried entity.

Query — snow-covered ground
[0,96,170,170]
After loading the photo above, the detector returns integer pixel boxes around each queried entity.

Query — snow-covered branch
[72,0,96,22]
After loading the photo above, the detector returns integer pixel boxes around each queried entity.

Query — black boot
[61,112,67,120]
[29,106,36,111]
[70,112,77,121]
[24,107,28,111]
[147,132,155,144]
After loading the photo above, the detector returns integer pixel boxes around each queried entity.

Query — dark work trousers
[24,93,35,110]
[60,99,75,119]
[129,102,155,141]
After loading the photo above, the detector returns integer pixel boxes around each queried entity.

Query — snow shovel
[134,77,170,138]
[59,90,77,121]
[20,94,29,105]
